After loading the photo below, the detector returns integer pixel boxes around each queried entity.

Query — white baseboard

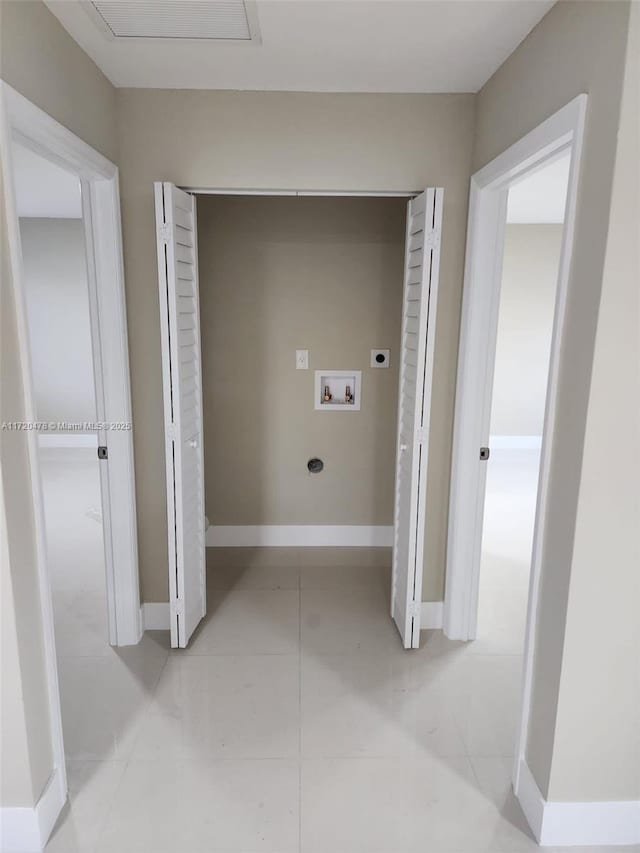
[0,808,41,853]
[35,769,66,851]
[515,758,640,846]
[515,759,546,843]
[37,433,98,449]
[420,601,443,629]
[1,767,66,852]
[489,435,542,450]
[206,525,393,547]
[142,601,441,635]
[140,602,170,631]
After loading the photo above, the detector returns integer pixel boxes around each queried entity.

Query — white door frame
[443,95,587,786]
[0,81,141,803]
[181,188,418,197]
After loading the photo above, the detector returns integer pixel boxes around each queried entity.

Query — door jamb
[0,82,141,802]
[442,94,587,789]
[181,187,418,197]
[166,184,426,643]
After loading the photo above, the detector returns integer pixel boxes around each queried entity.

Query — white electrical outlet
[295,349,309,370]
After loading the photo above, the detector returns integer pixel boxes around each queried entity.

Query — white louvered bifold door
[391,188,444,649]
[154,182,206,648]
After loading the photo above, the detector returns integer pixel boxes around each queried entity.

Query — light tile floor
[41,449,631,852]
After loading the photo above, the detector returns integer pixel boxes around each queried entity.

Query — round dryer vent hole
[371,349,390,368]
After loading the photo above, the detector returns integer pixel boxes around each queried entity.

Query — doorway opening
[154,185,443,650]
[477,153,570,657]
[443,96,587,808]
[0,83,142,846]
[13,143,110,660]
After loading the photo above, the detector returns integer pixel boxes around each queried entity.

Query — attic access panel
[88,1,260,42]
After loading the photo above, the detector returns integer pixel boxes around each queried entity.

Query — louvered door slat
[154,182,206,649]
[391,188,444,649]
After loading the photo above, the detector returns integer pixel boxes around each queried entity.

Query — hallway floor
[43,449,628,853]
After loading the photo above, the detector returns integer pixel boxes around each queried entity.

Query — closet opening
[154,186,443,649]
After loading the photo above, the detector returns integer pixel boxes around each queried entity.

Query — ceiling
[12,144,82,218]
[87,0,259,41]
[45,0,555,92]
[506,153,570,224]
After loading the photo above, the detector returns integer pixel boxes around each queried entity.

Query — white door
[154,182,206,648]
[391,188,444,648]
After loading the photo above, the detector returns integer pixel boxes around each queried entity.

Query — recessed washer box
[315,370,361,411]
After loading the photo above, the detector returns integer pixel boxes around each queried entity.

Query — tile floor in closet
[41,447,628,852]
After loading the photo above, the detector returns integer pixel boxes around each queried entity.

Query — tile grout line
[465,750,483,794]
[84,758,128,853]
[90,646,171,853]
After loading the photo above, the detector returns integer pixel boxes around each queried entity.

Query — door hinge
[157,224,170,243]
[416,427,427,445]
[424,228,440,250]
[97,445,108,460]
[408,600,419,618]
[167,423,176,442]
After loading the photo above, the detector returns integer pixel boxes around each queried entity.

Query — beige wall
[0,473,35,808]
[1,167,54,810]
[548,0,640,803]
[490,224,562,436]
[473,0,633,799]
[20,218,96,425]
[0,0,117,162]
[199,195,405,526]
[116,89,475,601]
[0,0,117,811]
